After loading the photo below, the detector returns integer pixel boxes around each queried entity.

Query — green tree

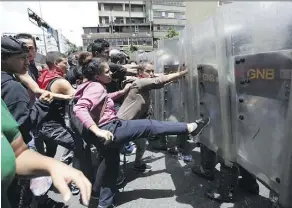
[130,45,138,53]
[165,28,179,39]
[65,39,78,56]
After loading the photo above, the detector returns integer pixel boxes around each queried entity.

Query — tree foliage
[130,45,138,53]
[65,39,79,56]
[165,28,179,39]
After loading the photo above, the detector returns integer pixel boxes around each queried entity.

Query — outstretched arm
[137,68,188,90]
[16,73,73,100]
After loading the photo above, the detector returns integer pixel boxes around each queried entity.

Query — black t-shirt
[28,61,39,82]
[106,62,127,105]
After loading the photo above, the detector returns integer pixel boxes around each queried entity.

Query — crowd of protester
[1,33,212,208]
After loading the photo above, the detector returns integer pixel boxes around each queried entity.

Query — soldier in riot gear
[192,46,292,202]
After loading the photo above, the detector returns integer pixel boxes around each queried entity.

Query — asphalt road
[48,142,273,208]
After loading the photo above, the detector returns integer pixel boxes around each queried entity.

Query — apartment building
[150,1,186,40]
[82,1,187,51]
[82,1,153,52]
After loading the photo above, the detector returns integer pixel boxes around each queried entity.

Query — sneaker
[116,171,126,186]
[134,163,153,172]
[123,144,137,156]
[190,117,211,137]
[69,183,80,195]
[182,154,193,162]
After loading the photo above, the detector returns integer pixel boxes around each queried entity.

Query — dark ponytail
[78,51,107,81]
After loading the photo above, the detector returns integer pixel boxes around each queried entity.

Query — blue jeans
[93,119,188,207]
[114,103,131,150]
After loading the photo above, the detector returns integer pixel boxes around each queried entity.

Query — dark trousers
[200,144,257,184]
[38,121,93,181]
[89,119,188,207]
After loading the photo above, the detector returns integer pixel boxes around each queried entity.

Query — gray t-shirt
[117,76,167,120]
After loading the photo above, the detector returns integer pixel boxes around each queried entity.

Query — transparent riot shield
[216,2,292,206]
[152,48,169,121]
[178,27,198,124]
[192,16,237,164]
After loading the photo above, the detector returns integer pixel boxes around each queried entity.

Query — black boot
[206,163,239,202]
[191,144,216,181]
[238,166,259,195]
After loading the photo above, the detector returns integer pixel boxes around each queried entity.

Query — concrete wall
[185,1,218,26]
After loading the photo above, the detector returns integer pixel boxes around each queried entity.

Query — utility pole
[27,7,60,52]
[38,1,47,54]
[129,0,132,46]
[149,1,154,49]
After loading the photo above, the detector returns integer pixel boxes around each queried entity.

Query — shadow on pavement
[115,189,175,206]
[163,147,275,208]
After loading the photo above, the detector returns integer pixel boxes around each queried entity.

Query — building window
[152,1,184,6]
[83,27,99,34]
[125,4,143,12]
[153,11,186,19]
[104,3,123,11]
[125,17,144,24]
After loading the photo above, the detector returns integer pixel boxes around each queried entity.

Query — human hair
[14,33,37,49]
[111,53,126,64]
[46,51,66,69]
[78,51,91,66]
[66,65,83,85]
[78,51,108,81]
[137,60,153,74]
[91,39,110,56]
[68,52,81,66]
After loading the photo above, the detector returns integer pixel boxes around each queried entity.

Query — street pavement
[49,142,274,208]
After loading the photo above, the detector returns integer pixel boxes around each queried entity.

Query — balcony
[152,5,186,12]
[153,18,186,25]
[82,32,152,40]
[153,31,168,38]
[99,10,145,18]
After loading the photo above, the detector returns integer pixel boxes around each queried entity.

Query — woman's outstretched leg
[102,117,210,145]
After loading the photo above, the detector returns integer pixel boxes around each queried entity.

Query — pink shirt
[73,81,124,128]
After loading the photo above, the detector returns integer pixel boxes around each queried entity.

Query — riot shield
[216,2,292,206]
[180,26,199,123]
[192,16,236,164]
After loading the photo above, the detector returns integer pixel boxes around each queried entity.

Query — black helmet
[1,36,29,55]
